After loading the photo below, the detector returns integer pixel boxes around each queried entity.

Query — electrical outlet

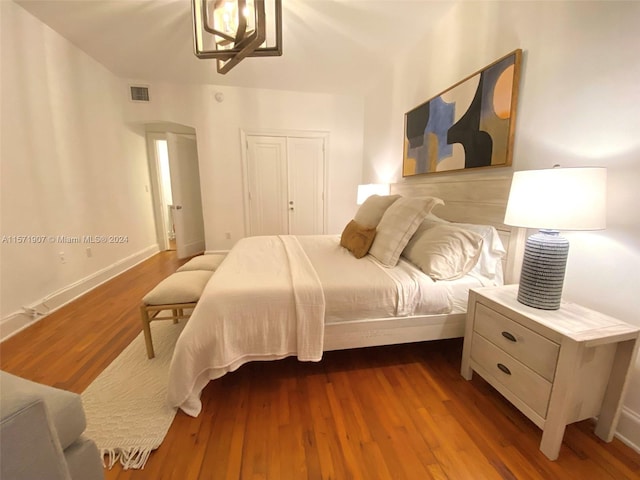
[225,232,231,240]
[86,247,92,258]
[59,252,66,264]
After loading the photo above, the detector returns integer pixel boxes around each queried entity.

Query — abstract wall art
[403,49,522,176]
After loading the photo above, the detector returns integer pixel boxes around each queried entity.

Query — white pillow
[423,212,449,223]
[461,223,506,285]
[402,224,484,280]
[353,194,401,228]
[369,196,444,267]
[417,219,506,284]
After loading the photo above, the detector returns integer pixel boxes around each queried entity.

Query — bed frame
[323,172,525,351]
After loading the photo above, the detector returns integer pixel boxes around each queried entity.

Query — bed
[167,173,525,417]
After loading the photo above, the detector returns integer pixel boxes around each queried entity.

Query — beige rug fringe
[102,447,154,470]
[82,322,185,471]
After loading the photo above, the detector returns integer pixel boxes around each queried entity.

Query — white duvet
[167,235,452,417]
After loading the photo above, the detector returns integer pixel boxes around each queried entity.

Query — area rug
[81,321,186,470]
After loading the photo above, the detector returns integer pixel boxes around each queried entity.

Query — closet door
[287,137,325,235]
[245,134,325,236]
[246,136,288,236]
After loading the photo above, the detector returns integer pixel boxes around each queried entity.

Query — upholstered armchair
[0,371,104,480]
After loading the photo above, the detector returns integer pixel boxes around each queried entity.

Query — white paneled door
[287,137,325,235]
[167,133,206,258]
[246,136,289,236]
[246,134,326,236]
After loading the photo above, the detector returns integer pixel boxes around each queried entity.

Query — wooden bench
[140,254,227,358]
[140,270,213,358]
[175,253,226,273]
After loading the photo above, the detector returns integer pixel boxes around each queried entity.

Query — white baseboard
[615,407,640,453]
[1,312,42,342]
[0,244,159,342]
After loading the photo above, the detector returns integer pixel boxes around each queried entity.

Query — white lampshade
[504,167,607,230]
[356,183,390,205]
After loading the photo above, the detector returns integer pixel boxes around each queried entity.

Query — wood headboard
[390,172,525,284]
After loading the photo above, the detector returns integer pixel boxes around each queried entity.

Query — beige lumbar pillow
[353,194,401,228]
[340,220,377,259]
[402,223,484,280]
[369,196,444,267]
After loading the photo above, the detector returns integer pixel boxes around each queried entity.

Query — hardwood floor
[1,251,639,479]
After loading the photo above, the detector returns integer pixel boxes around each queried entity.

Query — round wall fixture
[214,92,224,103]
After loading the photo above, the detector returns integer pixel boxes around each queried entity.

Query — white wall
[0,1,158,337]
[362,1,640,448]
[123,84,364,250]
[0,1,364,339]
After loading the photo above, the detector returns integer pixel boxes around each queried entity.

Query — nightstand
[461,285,640,460]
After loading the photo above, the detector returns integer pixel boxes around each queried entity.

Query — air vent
[130,85,150,102]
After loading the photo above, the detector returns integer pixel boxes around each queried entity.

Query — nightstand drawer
[474,304,559,382]
[470,334,552,418]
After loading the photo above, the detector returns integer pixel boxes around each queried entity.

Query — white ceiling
[15,0,455,95]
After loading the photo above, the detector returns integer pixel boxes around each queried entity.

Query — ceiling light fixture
[192,0,282,74]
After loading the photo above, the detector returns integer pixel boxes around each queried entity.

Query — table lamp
[504,167,607,310]
[356,184,390,205]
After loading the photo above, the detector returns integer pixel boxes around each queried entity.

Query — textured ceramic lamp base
[517,230,569,310]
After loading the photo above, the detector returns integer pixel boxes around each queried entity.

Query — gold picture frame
[403,49,522,176]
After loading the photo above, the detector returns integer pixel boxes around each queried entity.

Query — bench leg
[140,305,155,359]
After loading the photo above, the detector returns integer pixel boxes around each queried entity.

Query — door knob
[174,205,183,210]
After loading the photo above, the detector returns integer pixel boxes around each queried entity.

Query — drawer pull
[497,363,512,375]
[501,331,517,342]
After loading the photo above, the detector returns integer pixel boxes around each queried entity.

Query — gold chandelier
[192,0,282,74]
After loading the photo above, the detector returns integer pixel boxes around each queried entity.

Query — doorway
[152,138,175,250]
[146,124,206,259]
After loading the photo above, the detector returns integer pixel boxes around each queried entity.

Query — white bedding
[167,235,484,416]
[167,235,325,416]
[296,235,452,322]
